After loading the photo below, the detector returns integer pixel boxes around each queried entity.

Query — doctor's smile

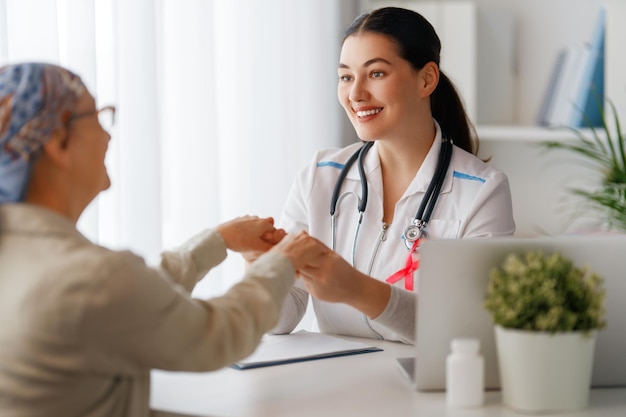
[355,107,383,119]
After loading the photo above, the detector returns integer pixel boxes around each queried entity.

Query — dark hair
[344,7,477,155]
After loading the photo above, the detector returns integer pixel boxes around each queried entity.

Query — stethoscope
[330,132,453,265]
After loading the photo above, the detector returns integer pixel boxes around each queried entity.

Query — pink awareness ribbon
[385,239,421,291]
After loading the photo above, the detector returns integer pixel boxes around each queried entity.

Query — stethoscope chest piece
[403,221,427,250]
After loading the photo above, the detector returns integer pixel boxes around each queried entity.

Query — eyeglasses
[67,105,116,133]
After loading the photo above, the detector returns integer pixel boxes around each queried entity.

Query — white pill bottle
[446,338,485,408]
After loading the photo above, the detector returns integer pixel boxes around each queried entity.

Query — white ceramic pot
[495,325,596,413]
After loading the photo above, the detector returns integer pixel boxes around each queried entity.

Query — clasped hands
[216,216,366,306]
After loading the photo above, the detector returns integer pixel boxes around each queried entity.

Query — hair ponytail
[431,71,476,154]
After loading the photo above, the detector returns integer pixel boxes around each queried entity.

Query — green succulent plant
[541,100,626,232]
[484,250,606,333]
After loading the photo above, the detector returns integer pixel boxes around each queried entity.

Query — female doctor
[271,7,515,344]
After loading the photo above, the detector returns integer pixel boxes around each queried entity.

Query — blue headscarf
[0,63,85,203]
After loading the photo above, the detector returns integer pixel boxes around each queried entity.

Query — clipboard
[232,330,383,370]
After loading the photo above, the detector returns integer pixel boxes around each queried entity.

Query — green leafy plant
[541,100,626,232]
[484,250,606,332]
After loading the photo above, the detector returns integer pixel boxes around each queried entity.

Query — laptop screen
[409,235,626,391]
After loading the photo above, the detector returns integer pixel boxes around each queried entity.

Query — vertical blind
[0,0,352,296]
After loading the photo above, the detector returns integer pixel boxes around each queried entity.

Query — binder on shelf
[537,49,567,127]
[537,7,605,129]
[537,45,582,127]
[549,45,585,127]
[569,7,605,128]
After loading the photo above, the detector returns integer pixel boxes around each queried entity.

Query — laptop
[396,235,626,391]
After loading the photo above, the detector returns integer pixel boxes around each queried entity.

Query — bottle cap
[451,338,480,355]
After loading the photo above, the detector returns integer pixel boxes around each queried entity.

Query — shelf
[477,125,580,142]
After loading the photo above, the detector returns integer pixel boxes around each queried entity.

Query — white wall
[478,127,605,236]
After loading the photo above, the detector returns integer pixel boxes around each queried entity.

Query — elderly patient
[0,62,328,417]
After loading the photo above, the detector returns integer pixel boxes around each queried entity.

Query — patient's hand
[216,216,286,254]
[240,229,287,264]
[268,231,329,271]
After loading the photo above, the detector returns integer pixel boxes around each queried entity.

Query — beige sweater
[0,204,295,417]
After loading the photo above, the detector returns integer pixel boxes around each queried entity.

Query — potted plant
[484,250,606,413]
[541,100,626,232]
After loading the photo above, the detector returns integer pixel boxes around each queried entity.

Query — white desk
[150,336,626,417]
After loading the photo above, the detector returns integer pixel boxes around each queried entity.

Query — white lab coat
[274,122,515,343]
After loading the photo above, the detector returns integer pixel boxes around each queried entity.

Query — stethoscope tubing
[414,135,453,227]
[330,133,452,262]
[330,141,374,257]
[392,135,453,249]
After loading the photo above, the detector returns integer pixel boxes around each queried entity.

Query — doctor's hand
[297,251,391,319]
[216,216,286,254]
[267,231,329,272]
